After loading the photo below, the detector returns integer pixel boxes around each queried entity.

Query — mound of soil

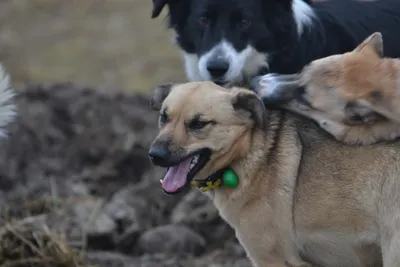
[0,84,251,267]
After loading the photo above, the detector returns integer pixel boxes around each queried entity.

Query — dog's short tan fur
[149,81,400,267]
[252,32,400,145]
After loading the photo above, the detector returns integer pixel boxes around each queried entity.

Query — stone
[137,224,206,255]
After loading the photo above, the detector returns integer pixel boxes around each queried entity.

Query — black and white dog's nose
[207,59,229,78]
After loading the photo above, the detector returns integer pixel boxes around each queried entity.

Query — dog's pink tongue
[162,157,192,193]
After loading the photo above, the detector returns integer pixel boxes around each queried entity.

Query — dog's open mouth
[160,149,211,195]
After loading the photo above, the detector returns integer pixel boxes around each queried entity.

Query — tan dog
[148,81,400,267]
[251,32,400,145]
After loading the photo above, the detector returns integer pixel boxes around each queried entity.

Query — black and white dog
[151,0,400,86]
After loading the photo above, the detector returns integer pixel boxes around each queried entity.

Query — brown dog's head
[251,32,399,125]
[148,81,266,194]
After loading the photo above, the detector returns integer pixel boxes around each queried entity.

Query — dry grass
[0,216,91,267]
[0,0,184,94]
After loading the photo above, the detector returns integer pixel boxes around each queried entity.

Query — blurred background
[0,1,248,267]
[0,0,185,93]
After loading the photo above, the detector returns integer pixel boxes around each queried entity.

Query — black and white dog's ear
[150,83,174,111]
[301,0,313,5]
[151,0,169,18]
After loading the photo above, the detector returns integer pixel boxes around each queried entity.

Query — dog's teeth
[160,179,163,184]
[190,162,195,170]
[189,155,200,171]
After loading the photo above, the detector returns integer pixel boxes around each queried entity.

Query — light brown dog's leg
[381,235,400,267]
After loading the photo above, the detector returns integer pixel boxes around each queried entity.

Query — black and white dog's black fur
[151,0,400,86]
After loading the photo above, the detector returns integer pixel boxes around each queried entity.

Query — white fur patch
[0,64,16,138]
[292,0,315,35]
[252,73,282,98]
[183,53,203,82]
[183,41,268,84]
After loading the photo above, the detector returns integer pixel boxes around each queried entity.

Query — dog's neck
[209,110,303,244]
[386,58,400,118]
[213,110,301,203]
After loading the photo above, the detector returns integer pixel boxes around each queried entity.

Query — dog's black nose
[148,146,170,166]
[207,59,229,78]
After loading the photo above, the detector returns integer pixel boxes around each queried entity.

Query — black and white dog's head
[151,0,315,86]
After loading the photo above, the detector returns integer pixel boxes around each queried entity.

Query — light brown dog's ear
[150,83,174,111]
[232,91,267,130]
[353,32,383,57]
[358,98,400,124]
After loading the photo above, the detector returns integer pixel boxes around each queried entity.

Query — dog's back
[312,0,400,58]
[291,114,397,266]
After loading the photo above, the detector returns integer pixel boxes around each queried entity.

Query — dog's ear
[232,91,267,130]
[357,98,400,124]
[344,101,382,124]
[150,83,174,111]
[353,32,383,57]
[151,0,169,18]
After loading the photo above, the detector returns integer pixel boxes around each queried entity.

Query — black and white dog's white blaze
[151,0,400,86]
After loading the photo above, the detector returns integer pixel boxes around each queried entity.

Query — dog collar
[191,168,239,192]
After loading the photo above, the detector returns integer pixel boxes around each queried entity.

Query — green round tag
[222,169,239,188]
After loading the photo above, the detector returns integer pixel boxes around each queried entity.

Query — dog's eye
[237,19,251,29]
[295,87,311,107]
[159,111,168,124]
[350,114,364,123]
[199,16,209,26]
[188,119,211,130]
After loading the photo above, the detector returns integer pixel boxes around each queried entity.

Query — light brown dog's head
[148,81,266,194]
[251,32,400,125]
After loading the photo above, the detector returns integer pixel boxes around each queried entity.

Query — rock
[137,224,206,255]
[170,189,235,246]
[224,241,247,257]
[104,169,185,253]
[171,190,219,225]
[85,251,137,267]
[61,197,117,250]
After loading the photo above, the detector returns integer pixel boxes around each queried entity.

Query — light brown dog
[251,32,400,145]
[148,81,400,267]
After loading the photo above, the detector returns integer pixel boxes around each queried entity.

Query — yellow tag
[192,179,222,192]
[191,181,200,187]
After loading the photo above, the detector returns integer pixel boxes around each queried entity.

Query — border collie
[151,0,400,86]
